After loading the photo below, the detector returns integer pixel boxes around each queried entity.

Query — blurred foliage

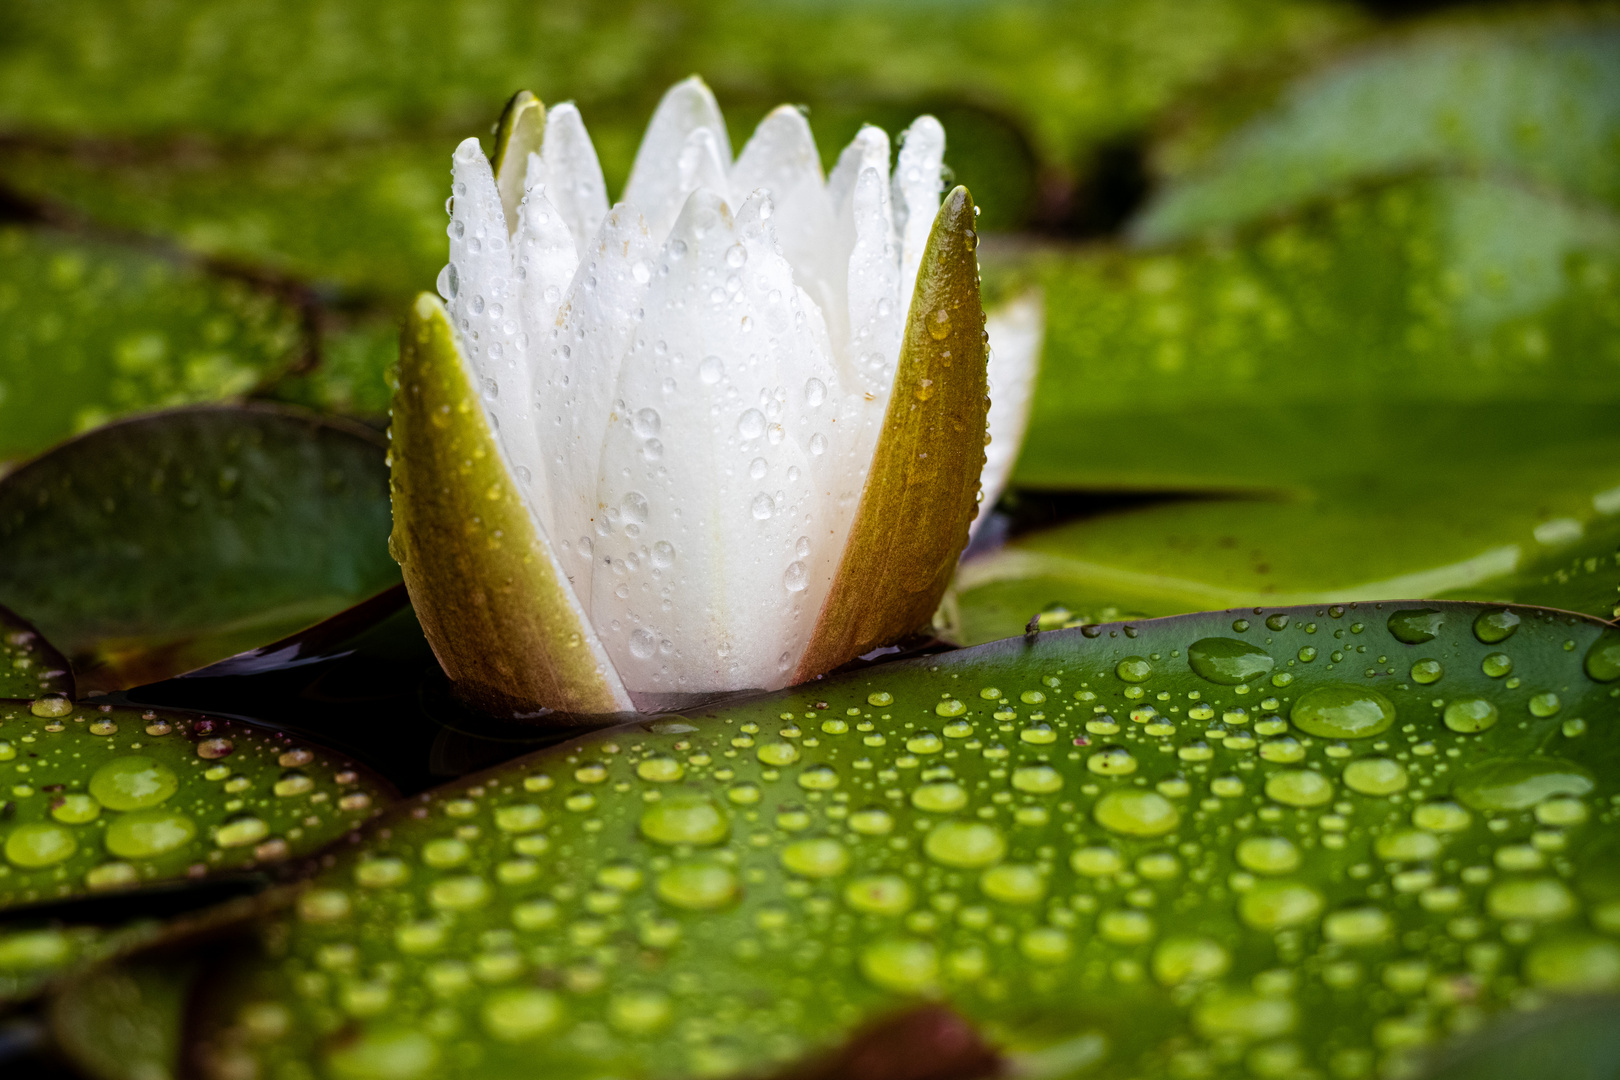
[0,227,302,462]
[1136,10,1620,244]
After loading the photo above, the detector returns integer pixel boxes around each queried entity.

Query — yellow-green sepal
[796,186,989,682]
[389,294,633,718]
[490,89,545,235]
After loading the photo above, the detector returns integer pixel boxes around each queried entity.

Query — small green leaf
[0,404,401,692]
[0,702,390,912]
[0,227,302,465]
[189,601,1620,1080]
[0,603,72,701]
[1003,176,1620,494]
[798,187,988,681]
[390,295,633,717]
[1136,13,1620,244]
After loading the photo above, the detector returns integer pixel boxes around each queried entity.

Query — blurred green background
[2,0,1618,646]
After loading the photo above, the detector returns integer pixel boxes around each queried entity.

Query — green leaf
[0,603,73,702]
[188,600,1620,1080]
[953,432,1620,644]
[1135,12,1620,245]
[0,404,401,692]
[0,921,158,1004]
[0,701,390,912]
[0,227,303,465]
[267,310,402,420]
[1003,176,1620,493]
[50,950,196,1080]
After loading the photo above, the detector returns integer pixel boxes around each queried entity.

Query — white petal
[623,77,732,242]
[446,138,531,479]
[677,127,731,213]
[973,292,1045,538]
[893,115,945,319]
[844,166,903,399]
[535,204,657,594]
[731,106,839,330]
[539,103,609,255]
[591,189,824,695]
[827,125,890,219]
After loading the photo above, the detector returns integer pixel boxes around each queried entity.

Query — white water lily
[393,79,1041,713]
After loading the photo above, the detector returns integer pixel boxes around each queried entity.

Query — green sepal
[796,186,989,682]
[389,294,633,717]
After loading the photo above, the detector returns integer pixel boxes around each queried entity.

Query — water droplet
[4,823,76,867]
[629,629,657,660]
[1343,757,1408,795]
[1239,880,1323,930]
[494,804,546,833]
[782,562,808,592]
[89,756,178,810]
[104,809,196,858]
[861,939,939,997]
[927,308,952,340]
[924,821,1006,868]
[483,988,563,1041]
[849,808,894,835]
[1474,608,1521,644]
[1411,659,1444,684]
[738,408,766,439]
[1583,631,1620,682]
[1323,906,1393,946]
[1289,686,1395,739]
[1442,696,1499,733]
[844,874,913,915]
[216,816,270,848]
[1486,877,1576,921]
[1153,937,1230,985]
[1265,769,1333,807]
[911,782,968,812]
[780,838,849,878]
[1388,608,1445,644]
[1187,637,1275,684]
[655,861,738,909]
[1070,846,1124,876]
[757,741,800,767]
[1094,790,1178,837]
[1525,936,1620,990]
[1412,800,1472,832]
[751,493,775,520]
[1375,830,1441,862]
[1455,757,1594,811]
[1115,657,1152,683]
[1012,765,1063,794]
[798,765,840,791]
[50,793,100,824]
[1236,836,1300,874]
[981,863,1045,904]
[640,795,729,845]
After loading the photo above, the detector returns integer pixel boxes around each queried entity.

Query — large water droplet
[1093,790,1178,837]
[88,756,178,810]
[1387,608,1445,644]
[738,409,766,439]
[655,861,738,910]
[104,809,196,859]
[1289,686,1395,739]
[924,821,1006,868]
[1187,637,1275,684]
[780,837,849,878]
[640,795,729,846]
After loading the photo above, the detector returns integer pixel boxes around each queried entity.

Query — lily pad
[1002,175,1620,493]
[187,600,1620,1080]
[0,921,157,1004]
[0,226,303,465]
[0,405,400,692]
[1135,13,1620,245]
[50,951,196,1080]
[953,437,1620,644]
[0,701,390,912]
[0,603,73,702]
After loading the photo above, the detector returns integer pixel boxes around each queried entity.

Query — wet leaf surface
[1001,176,1620,493]
[0,405,400,693]
[1136,12,1620,245]
[0,606,73,703]
[185,601,1620,1080]
[0,227,303,466]
[0,921,158,1005]
[0,701,391,913]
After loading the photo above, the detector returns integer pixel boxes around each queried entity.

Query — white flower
[396,79,1041,712]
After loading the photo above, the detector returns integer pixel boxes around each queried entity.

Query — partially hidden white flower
[393,78,1042,714]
